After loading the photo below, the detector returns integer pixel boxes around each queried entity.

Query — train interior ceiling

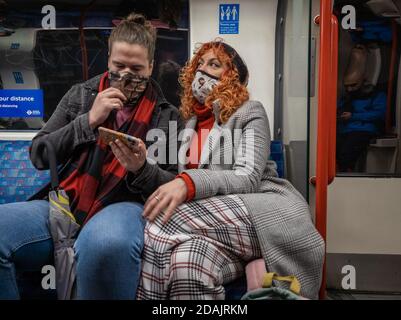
[334,0,401,176]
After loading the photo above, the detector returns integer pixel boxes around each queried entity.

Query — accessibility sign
[219,4,240,34]
[0,89,44,118]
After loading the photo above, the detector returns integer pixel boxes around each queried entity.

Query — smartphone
[98,127,139,148]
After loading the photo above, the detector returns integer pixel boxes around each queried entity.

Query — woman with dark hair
[157,59,182,107]
[137,40,325,300]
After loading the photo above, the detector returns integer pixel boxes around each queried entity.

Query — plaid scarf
[59,72,157,225]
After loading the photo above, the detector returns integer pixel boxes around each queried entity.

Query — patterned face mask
[191,70,219,104]
[108,71,149,105]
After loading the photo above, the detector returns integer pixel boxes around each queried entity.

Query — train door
[309,0,401,295]
[274,0,311,202]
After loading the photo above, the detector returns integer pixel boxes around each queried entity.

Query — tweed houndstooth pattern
[138,100,324,299]
[136,195,261,300]
[178,100,325,299]
[239,183,325,300]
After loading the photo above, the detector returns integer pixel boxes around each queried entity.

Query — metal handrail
[328,15,339,185]
[314,0,338,300]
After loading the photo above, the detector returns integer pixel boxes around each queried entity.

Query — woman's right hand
[88,88,127,129]
[143,178,188,224]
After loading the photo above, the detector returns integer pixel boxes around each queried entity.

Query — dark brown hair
[108,13,157,62]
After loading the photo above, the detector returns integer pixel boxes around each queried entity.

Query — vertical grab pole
[328,15,339,185]
[315,0,332,300]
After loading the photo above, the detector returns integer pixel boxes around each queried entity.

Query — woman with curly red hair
[137,41,325,300]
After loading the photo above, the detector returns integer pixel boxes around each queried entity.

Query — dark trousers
[336,131,375,172]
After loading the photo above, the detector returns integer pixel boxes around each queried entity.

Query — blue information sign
[0,90,44,118]
[219,4,240,34]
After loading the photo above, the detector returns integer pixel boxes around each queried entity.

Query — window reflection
[335,0,400,176]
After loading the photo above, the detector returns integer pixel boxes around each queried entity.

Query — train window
[0,0,188,131]
[335,0,401,177]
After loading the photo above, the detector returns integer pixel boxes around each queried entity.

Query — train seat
[0,140,49,205]
[0,139,285,299]
[0,139,285,204]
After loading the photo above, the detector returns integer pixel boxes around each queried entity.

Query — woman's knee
[78,232,143,265]
[0,201,50,261]
[74,202,145,264]
[170,242,220,285]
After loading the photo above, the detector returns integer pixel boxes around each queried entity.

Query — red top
[177,103,215,202]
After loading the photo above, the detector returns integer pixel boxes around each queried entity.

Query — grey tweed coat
[178,100,325,300]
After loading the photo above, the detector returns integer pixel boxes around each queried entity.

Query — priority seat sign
[0,90,44,118]
[219,4,240,34]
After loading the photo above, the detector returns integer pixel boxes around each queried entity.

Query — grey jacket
[179,100,325,299]
[178,100,278,198]
[30,74,184,201]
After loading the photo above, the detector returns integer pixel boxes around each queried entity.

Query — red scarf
[59,72,157,225]
[186,102,215,169]
[178,102,215,201]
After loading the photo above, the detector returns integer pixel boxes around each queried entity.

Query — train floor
[327,290,401,300]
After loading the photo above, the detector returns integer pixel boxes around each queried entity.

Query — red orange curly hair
[179,41,249,124]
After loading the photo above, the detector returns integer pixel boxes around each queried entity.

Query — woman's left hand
[143,178,188,224]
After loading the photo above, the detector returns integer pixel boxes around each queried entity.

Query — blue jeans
[0,200,145,300]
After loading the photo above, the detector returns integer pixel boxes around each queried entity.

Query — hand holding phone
[98,127,139,148]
